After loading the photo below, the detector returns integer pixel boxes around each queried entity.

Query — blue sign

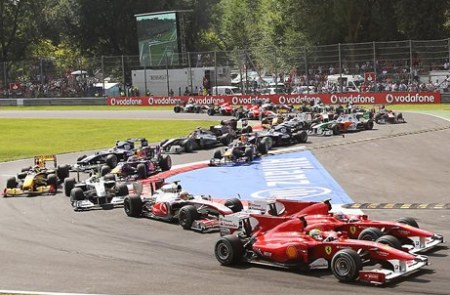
[168,150,353,204]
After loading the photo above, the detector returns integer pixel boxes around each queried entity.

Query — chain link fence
[1,38,449,98]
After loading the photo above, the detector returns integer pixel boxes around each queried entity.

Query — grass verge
[0,119,217,162]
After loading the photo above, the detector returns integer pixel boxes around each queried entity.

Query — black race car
[73,138,157,171]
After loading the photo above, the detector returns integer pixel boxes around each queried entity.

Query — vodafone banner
[107,92,441,106]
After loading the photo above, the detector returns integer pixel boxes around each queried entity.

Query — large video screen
[136,12,180,67]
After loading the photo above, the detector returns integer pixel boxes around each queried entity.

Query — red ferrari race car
[215,214,429,285]
[123,180,243,232]
[222,199,444,254]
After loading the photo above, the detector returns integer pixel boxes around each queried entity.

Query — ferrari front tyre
[396,217,419,228]
[159,154,172,171]
[224,198,244,213]
[214,235,244,265]
[124,195,143,217]
[6,177,17,189]
[64,178,76,197]
[331,249,362,282]
[116,183,129,196]
[358,227,383,241]
[375,235,402,250]
[178,205,199,230]
[105,154,118,169]
[70,187,85,202]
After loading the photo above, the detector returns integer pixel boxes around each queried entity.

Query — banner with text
[107,92,441,106]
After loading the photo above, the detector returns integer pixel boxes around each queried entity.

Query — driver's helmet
[240,134,248,144]
[179,191,190,200]
[334,211,347,221]
[309,229,323,241]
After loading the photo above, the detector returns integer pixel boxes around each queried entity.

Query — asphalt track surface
[0,111,449,295]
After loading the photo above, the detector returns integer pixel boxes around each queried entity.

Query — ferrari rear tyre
[396,217,419,228]
[64,178,76,197]
[375,235,402,250]
[159,154,172,171]
[358,227,383,241]
[136,163,147,179]
[224,198,244,213]
[116,183,129,196]
[124,195,143,217]
[6,177,17,189]
[70,187,85,202]
[215,235,244,265]
[105,154,118,169]
[179,205,199,230]
[331,249,362,282]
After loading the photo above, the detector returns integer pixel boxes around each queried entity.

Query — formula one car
[63,172,130,211]
[374,109,406,124]
[123,180,244,232]
[223,199,444,254]
[110,147,172,180]
[4,155,70,197]
[173,102,206,113]
[207,102,234,116]
[255,122,308,148]
[215,213,429,285]
[160,127,235,154]
[73,138,153,171]
[210,134,270,165]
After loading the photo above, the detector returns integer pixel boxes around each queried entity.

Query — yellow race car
[3,155,70,197]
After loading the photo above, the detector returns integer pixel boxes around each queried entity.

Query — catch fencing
[1,38,449,98]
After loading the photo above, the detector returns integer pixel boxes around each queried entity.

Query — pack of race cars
[3,105,441,287]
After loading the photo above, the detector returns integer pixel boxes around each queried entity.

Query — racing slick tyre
[258,138,270,154]
[179,205,200,230]
[207,108,215,116]
[244,147,254,162]
[224,198,244,213]
[105,154,118,169]
[70,187,85,202]
[375,235,402,250]
[116,183,129,197]
[101,165,111,176]
[21,166,32,172]
[215,235,244,265]
[46,174,58,193]
[173,106,181,113]
[124,195,143,217]
[358,227,384,241]
[331,249,362,282]
[56,165,70,181]
[295,131,308,143]
[64,178,76,197]
[332,125,341,135]
[213,149,223,159]
[6,177,17,189]
[396,217,419,228]
[136,163,147,179]
[159,154,172,171]
[365,120,374,130]
[182,139,194,153]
